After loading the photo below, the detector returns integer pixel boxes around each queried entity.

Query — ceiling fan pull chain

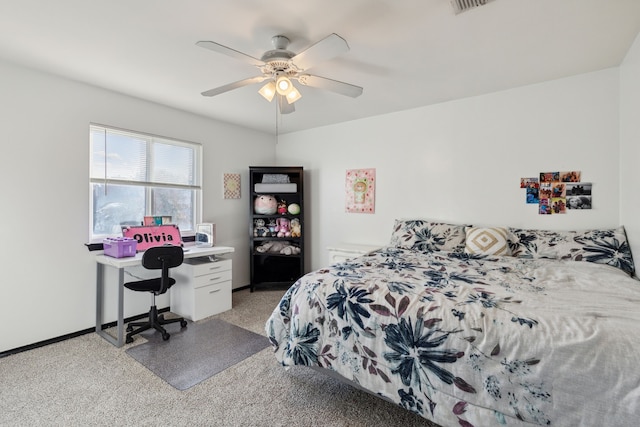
[275,98,279,145]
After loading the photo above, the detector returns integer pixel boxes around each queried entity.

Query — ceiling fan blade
[278,95,295,114]
[297,74,363,98]
[201,76,268,97]
[291,33,349,71]
[196,41,264,67]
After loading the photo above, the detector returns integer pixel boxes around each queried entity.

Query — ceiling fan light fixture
[286,86,302,104]
[258,81,276,102]
[276,76,293,95]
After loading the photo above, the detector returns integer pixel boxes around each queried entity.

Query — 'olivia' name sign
[122,224,182,251]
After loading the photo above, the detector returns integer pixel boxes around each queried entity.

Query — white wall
[2,43,637,353]
[277,69,624,272]
[0,60,274,353]
[620,32,640,264]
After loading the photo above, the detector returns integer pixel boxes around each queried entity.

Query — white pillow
[465,227,511,256]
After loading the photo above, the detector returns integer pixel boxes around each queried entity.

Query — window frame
[89,123,202,243]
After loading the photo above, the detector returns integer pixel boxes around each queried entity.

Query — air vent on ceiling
[450,0,495,14]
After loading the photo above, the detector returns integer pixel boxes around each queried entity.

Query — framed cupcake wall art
[345,168,376,213]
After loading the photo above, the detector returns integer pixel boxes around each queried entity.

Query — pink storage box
[103,237,137,258]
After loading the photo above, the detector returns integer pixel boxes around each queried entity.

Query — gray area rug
[125,318,270,390]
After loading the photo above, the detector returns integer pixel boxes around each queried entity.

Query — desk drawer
[193,269,232,289]
[189,259,232,277]
[170,257,233,321]
[193,281,232,320]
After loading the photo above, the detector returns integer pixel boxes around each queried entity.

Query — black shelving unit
[249,166,304,291]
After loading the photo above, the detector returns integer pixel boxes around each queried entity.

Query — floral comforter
[266,247,640,427]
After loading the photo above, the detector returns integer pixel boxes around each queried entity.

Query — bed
[266,220,640,427]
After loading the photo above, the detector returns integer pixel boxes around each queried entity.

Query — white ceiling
[1,0,639,134]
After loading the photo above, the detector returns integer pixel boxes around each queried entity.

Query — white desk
[95,245,234,347]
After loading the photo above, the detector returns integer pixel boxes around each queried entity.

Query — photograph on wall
[552,182,566,198]
[346,168,376,213]
[223,173,241,199]
[567,196,592,210]
[540,172,559,183]
[551,197,567,214]
[526,186,539,204]
[566,183,592,209]
[565,182,592,196]
[520,177,539,189]
[560,171,581,182]
[539,182,552,199]
[539,198,551,215]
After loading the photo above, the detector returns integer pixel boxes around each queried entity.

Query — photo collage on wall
[520,171,592,214]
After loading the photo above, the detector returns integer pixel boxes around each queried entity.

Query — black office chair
[124,245,187,344]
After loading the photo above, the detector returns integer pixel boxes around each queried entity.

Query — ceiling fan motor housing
[260,36,299,77]
[260,35,295,63]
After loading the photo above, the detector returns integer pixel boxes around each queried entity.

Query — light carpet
[125,317,270,390]
[0,289,436,426]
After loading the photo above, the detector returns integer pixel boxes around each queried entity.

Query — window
[89,124,202,242]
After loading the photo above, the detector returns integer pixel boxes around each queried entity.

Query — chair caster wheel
[180,320,187,328]
[158,314,165,321]
[162,333,170,341]
[126,336,134,344]
[126,325,133,332]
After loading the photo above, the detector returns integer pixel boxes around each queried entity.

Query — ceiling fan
[196,33,363,114]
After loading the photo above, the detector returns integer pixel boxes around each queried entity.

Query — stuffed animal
[255,241,300,255]
[267,219,277,237]
[253,219,269,237]
[287,203,301,215]
[275,217,291,237]
[277,200,288,215]
[254,195,277,214]
[290,218,301,238]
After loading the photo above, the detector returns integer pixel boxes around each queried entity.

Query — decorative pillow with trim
[390,219,469,253]
[508,226,635,275]
[465,227,511,256]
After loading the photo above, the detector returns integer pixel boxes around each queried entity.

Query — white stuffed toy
[255,241,300,255]
[254,195,278,214]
